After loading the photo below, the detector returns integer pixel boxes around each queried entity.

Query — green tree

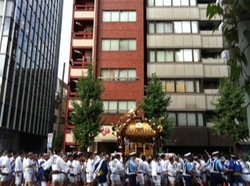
[207,0,250,141]
[70,64,104,151]
[207,0,250,88]
[212,78,248,142]
[140,73,174,150]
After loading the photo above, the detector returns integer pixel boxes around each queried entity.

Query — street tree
[212,78,248,143]
[70,64,104,151]
[140,73,174,151]
[207,1,250,137]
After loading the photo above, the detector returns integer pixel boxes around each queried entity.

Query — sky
[58,0,73,83]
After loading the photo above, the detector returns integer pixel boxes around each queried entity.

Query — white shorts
[137,173,145,185]
[24,172,33,182]
[168,176,176,184]
[242,174,250,182]
[110,173,121,185]
[69,175,77,183]
[152,175,161,186]
[86,173,94,183]
[15,173,23,185]
[52,174,62,182]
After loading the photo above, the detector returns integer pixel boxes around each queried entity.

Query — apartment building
[65,0,233,153]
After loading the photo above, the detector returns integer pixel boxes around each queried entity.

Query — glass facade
[0,0,63,151]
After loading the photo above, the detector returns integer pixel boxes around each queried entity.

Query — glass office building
[0,0,63,151]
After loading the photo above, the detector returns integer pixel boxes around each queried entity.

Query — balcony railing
[70,60,90,67]
[73,31,93,39]
[75,4,94,11]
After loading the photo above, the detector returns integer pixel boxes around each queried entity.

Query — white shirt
[137,158,145,173]
[23,157,35,174]
[73,159,81,176]
[1,155,11,174]
[143,160,151,175]
[86,159,94,175]
[14,156,23,172]
[109,158,123,174]
[168,162,177,177]
[42,154,69,172]
[151,159,160,176]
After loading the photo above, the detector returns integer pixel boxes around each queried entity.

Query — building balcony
[201,58,225,64]
[147,63,204,78]
[205,93,218,110]
[68,99,80,110]
[147,34,202,48]
[167,93,218,111]
[147,32,223,49]
[73,31,93,39]
[147,62,228,78]
[203,63,228,78]
[146,5,222,21]
[200,31,223,48]
[65,131,74,143]
[74,9,95,19]
[75,3,94,11]
[70,60,90,68]
[146,7,200,20]
[69,67,88,78]
[168,94,206,111]
[72,38,94,48]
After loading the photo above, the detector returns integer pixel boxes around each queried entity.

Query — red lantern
[102,131,106,136]
[105,127,110,134]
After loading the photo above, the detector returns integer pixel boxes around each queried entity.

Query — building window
[169,112,204,126]
[163,79,201,93]
[100,69,136,81]
[149,49,200,62]
[148,21,198,34]
[103,100,136,113]
[103,11,136,22]
[102,39,136,51]
[147,0,197,6]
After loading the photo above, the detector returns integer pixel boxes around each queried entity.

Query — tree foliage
[140,73,174,148]
[212,78,248,142]
[207,0,250,90]
[70,64,104,151]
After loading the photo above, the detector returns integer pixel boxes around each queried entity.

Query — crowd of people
[0,149,250,186]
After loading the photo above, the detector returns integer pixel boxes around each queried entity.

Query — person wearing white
[86,152,94,186]
[67,154,77,185]
[136,155,146,186]
[109,153,123,186]
[14,151,25,186]
[150,154,161,186]
[73,154,82,186]
[61,155,69,186]
[167,156,178,186]
[23,152,36,186]
[241,156,250,185]
[142,155,151,186]
[80,157,87,186]
[0,151,12,185]
[42,150,70,186]
[159,154,169,186]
